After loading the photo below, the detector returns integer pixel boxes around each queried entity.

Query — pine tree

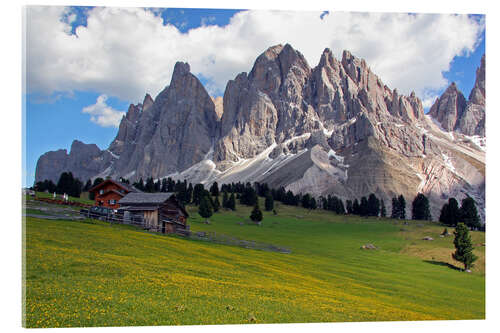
[439,203,450,225]
[145,177,155,193]
[360,196,369,216]
[265,192,274,211]
[411,193,432,220]
[447,198,460,226]
[222,190,229,209]
[302,193,312,209]
[250,202,263,223]
[367,193,380,217]
[193,184,205,205]
[160,178,168,192]
[228,192,236,211]
[346,200,353,214]
[213,195,220,212]
[380,199,386,217]
[186,183,193,203]
[198,195,213,223]
[452,223,478,271]
[83,179,92,192]
[391,197,399,219]
[459,197,481,230]
[310,197,317,210]
[210,181,219,197]
[353,199,360,215]
[398,195,406,219]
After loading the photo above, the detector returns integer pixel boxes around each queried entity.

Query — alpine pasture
[23,197,485,327]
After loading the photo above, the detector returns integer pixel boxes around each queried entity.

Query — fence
[79,209,190,236]
[35,197,92,208]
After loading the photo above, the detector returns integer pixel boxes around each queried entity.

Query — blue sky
[24,7,485,187]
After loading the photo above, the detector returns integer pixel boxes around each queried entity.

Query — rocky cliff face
[35,45,485,222]
[429,55,485,136]
[35,140,115,184]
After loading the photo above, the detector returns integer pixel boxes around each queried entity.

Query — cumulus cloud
[82,94,125,127]
[25,7,484,103]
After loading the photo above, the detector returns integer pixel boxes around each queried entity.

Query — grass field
[23,199,485,327]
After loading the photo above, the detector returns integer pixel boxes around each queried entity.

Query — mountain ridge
[35,44,486,222]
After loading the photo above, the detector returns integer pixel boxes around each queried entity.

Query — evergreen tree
[380,199,387,217]
[360,196,369,216]
[439,203,450,225]
[411,193,432,220]
[398,195,406,219]
[447,198,460,226]
[222,190,229,209]
[198,195,213,223]
[452,223,478,271]
[160,178,167,192]
[83,179,92,192]
[265,192,274,211]
[228,192,236,211]
[346,200,353,215]
[210,181,219,197]
[240,184,258,206]
[391,197,399,219]
[250,202,263,223]
[56,172,82,197]
[310,197,317,210]
[92,177,104,188]
[459,197,481,230]
[213,195,220,212]
[145,177,155,193]
[193,184,205,205]
[302,193,312,209]
[352,199,360,215]
[185,183,193,203]
[166,178,175,192]
[367,193,380,217]
[134,178,145,191]
[154,180,161,192]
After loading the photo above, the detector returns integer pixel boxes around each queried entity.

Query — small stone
[422,236,434,241]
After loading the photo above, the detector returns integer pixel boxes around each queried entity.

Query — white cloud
[82,94,125,127]
[25,7,484,104]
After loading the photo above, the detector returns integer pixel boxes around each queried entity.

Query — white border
[3,1,498,332]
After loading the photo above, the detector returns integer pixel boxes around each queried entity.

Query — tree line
[34,173,482,229]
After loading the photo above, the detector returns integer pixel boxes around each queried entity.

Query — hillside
[24,199,485,327]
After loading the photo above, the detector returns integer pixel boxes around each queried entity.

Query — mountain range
[35,44,486,222]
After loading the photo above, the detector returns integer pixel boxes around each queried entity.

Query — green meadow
[23,199,485,327]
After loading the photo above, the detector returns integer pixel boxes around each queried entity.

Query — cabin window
[99,189,104,195]
[109,199,116,205]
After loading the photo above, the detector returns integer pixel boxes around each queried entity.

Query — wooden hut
[88,179,140,209]
[117,192,189,234]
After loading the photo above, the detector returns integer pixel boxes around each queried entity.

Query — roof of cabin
[118,192,175,205]
[89,179,142,194]
[118,192,188,217]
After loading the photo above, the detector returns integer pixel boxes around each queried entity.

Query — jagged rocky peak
[428,82,467,131]
[142,93,154,111]
[35,140,113,183]
[429,54,485,136]
[469,54,485,106]
[135,59,218,176]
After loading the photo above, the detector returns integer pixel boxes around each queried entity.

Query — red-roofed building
[88,179,140,209]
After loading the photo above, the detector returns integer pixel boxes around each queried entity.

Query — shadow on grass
[424,260,462,271]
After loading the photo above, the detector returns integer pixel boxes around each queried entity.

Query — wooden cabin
[88,179,140,209]
[117,192,189,234]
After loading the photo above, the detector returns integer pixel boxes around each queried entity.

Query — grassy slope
[23,199,485,327]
